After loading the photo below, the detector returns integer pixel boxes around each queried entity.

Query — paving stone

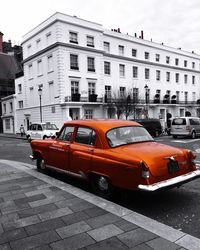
[17,203,58,219]
[86,213,120,229]
[14,194,46,205]
[0,243,11,250]
[25,218,65,236]
[29,195,65,208]
[38,206,73,221]
[3,193,26,202]
[83,207,107,218]
[0,212,19,224]
[10,230,60,250]
[146,237,181,249]
[0,228,27,244]
[129,243,153,250]
[25,188,56,197]
[56,221,92,239]
[0,198,3,203]
[69,200,95,212]
[50,232,95,250]
[1,202,30,215]
[114,219,139,232]
[3,215,40,231]
[117,228,158,248]
[55,197,83,208]
[84,236,128,250]
[61,211,90,225]
[32,245,52,250]
[87,224,124,242]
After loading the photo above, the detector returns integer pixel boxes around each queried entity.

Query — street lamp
[144,84,149,118]
[38,86,42,122]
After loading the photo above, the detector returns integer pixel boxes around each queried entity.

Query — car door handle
[88,148,94,152]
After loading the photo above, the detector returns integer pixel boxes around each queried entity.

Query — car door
[69,127,96,176]
[47,126,75,171]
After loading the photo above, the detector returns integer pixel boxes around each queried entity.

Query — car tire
[91,175,114,199]
[36,156,46,172]
[43,135,47,140]
[173,135,177,139]
[27,136,31,143]
[191,131,196,139]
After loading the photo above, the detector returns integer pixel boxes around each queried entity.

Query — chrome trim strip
[138,170,200,192]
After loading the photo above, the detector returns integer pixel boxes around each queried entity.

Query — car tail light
[186,125,192,132]
[140,161,150,179]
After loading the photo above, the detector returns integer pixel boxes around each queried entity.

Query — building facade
[13,12,200,132]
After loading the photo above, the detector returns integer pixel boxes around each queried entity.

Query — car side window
[58,126,74,141]
[38,125,43,131]
[32,124,36,131]
[75,127,96,145]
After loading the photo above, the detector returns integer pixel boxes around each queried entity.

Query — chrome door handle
[88,148,94,152]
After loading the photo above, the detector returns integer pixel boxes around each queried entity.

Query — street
[1,135,200,239]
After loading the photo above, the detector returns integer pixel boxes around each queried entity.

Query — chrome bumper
[29,155,35,160]
[138,170,200,192]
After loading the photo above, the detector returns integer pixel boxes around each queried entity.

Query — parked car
[131,118,163,137]
[171,117,200,139]
[29,119,200,198]
[26,122,59,142]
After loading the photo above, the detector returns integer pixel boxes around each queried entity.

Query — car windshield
[42,123,58,130]
[106,126,153,147]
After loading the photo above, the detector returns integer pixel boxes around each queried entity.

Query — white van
[171,117,200,139]
[26,122,59,142]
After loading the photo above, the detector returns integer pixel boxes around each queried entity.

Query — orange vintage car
[30,119,200,197]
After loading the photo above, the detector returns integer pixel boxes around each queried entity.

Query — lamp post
[144,84,149,118]
[38,86,42,122]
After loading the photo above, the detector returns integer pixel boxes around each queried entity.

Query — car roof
[63,119,141,132]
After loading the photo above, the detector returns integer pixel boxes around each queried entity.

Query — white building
[5,12,200,133]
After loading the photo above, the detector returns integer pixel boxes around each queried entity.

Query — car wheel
[36,156,46,172]
[27,136,31,143]
[191,131,196,139]
[91,175,114,199]
[173,135,177,139]
[43,135,47,140]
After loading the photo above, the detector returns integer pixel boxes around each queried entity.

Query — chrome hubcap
[40,159,45,170]
[98,176,109,191]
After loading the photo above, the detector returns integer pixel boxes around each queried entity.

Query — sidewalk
[0,133,27,140]
[0,160,200,249]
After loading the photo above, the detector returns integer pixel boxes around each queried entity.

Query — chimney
[141,30,144,39]
[0,32,4,52]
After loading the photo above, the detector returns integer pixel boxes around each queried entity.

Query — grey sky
[2,0,200,54]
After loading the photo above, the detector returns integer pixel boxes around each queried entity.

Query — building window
[87,57,95,72]
[47,54,53,72]
[145,68,150,79]
[49,81,54,104]
[119,64,125,77]
[166,56,170,64]
[105,85,111,98]
[85,109,93,119]
[46,32,52,46]
[119,45,124,56]
[18,101,23,109]
[184,74,188,84]
[155,54,160,62]
[86,36,94,47]
[184,91,188,103]
[70,54,79,70]
[175,58,179,66]
[27,44,32,55]
[71,81,79,95]
[132,49,137,57]
[69,31,78,44]
[175,73,179,83]
[184,60,187,67]
[156,70,161,81]
[192,75,195,84]
[88,82,95,95]
[192,62,195,69]
[18,84,22,93]
[104,61,111,75]
[28,64,33,79]
[10,102,13,113]
[36,38,41,50]
[133,66,138,78]
[3,103,6,114]
[176,91,180,103]
[119,87,126,97]
[192,92,196,102]
[166,72,170,82]
[144,52,149,60]
[133,88,139,103]
[5,119,10,130]
[104,42,110,53]
[37,59,42,76]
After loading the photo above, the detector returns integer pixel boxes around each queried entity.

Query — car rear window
[172,118,186,125]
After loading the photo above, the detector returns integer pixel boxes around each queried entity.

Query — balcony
[64,94,102,103]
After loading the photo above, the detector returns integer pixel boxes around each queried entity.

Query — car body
[29,119,200,197]
[131,118,163,137]
[171,117,200,139]
[26,122,59,142]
